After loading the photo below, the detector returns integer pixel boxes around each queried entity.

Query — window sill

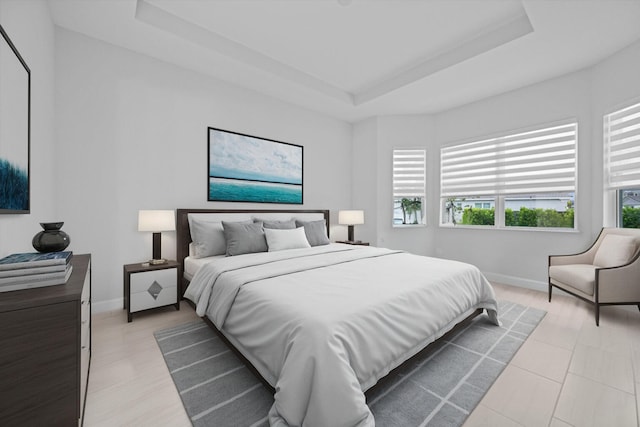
[439,224,579,233]
[393,224,427,229]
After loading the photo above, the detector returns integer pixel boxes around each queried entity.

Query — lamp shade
[338,210,364,225]
[138,210,175,232]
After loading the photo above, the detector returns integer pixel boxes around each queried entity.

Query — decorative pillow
[222,221,267,256]
[265,227,311,252]
[255,219,297,230]
[593,234,637,268]
[188,217,226,258]
[295,219,330,246]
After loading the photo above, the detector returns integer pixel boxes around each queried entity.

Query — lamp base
[347,225,355,242]
[148,258,168,265]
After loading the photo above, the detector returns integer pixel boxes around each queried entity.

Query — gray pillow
[257,219,296,230]
[295,219,330,246]
[222,221,267,256]
[188,216,226,258]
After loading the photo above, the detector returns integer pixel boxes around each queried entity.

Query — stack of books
[0,251,73,292]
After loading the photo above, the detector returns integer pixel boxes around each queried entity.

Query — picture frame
[208,127,303,204]
[0,24,30,214]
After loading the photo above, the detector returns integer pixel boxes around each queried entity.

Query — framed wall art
[0,24,30,214]
[208,127,303,204]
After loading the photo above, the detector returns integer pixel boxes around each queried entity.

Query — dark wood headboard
[176,208,330,271]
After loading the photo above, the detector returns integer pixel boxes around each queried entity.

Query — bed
[177,208,499,427]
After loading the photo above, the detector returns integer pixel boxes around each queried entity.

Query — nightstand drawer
[130,268,177,293]
[129,267,177,313]
[124,261,180,322]
[130,284,177,312]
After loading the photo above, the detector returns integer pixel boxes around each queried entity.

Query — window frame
[604,99,640,229]
[439,120,578,231]
[392,148,426,227]
[616,187,640,228]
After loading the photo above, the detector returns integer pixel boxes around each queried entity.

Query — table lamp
[338,210,364,242]
[138,210,175,264]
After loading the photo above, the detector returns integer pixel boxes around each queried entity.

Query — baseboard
[481,271,625,303]
[482,271,547,292]
[91,297,123,314]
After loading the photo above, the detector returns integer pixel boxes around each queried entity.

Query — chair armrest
[549,252,592,266]
[597,258,640,302]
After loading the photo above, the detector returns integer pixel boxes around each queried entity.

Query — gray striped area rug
[154,301,545,426]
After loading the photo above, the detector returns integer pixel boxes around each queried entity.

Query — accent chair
[548,227,640,326]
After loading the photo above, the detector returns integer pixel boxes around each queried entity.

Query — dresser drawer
[80,263,91,355]
[81,298,90,323]
[81,315,90,350]
[81,265,90,303]
[79,344,90,422]
[0,254,91,426]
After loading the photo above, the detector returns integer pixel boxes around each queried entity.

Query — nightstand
[123,260,180,322]
[336,240,370,246]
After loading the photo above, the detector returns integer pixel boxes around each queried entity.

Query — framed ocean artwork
[208,127,303,204]
[0,24,30,214]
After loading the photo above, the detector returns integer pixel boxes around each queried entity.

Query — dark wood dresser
[0,254,91,426]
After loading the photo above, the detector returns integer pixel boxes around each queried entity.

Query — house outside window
[441,121,577,229]
[393,149,426,226]
[619,189,640,228]
[604,100,640,229]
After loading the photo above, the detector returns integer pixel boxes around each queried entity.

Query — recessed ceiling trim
[135,0,353,105]
[353,10,534,105]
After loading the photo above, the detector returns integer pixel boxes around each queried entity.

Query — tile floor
[84,283,640,426]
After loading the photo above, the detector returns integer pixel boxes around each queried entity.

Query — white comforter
[185,244,499,427]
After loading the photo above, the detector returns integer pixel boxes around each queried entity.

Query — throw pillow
[593,234,637,268]
[222,221,268,256]
[295,219,330,246]
[265,227,311,251]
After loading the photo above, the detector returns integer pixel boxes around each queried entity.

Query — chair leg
[637,304,640,312]
[548,282,552,302]
[595,304,600,327]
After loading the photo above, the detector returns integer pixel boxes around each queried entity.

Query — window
[604,101,640,228]
[619,189,640,228]
[440,122,577,229]
[393,149,426,226]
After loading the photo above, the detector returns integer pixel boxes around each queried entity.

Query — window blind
[604,101,640,190]
[393,149,426,198]
[441,122,577,198]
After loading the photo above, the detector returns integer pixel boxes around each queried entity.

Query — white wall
[5,3,640,307]
[0,0,57,258]
[432,41,640,289]
[433,71,595,288]
[591,40,640,227]
[376,115,435,256]
[54,28,352,311]
[352,117,378,243]
[355,39,640,291]
[352,115,436,256]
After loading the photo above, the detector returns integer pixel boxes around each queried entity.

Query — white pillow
[265,227,311,252]
[188,216,226,258]
[593,234,637,268]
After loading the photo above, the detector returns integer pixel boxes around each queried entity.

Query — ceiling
[49,0,640,123]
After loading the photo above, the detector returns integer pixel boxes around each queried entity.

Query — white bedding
[185,244,499,427]
[183,254,224,281]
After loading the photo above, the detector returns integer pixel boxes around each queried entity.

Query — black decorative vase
[32,222,71,253]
